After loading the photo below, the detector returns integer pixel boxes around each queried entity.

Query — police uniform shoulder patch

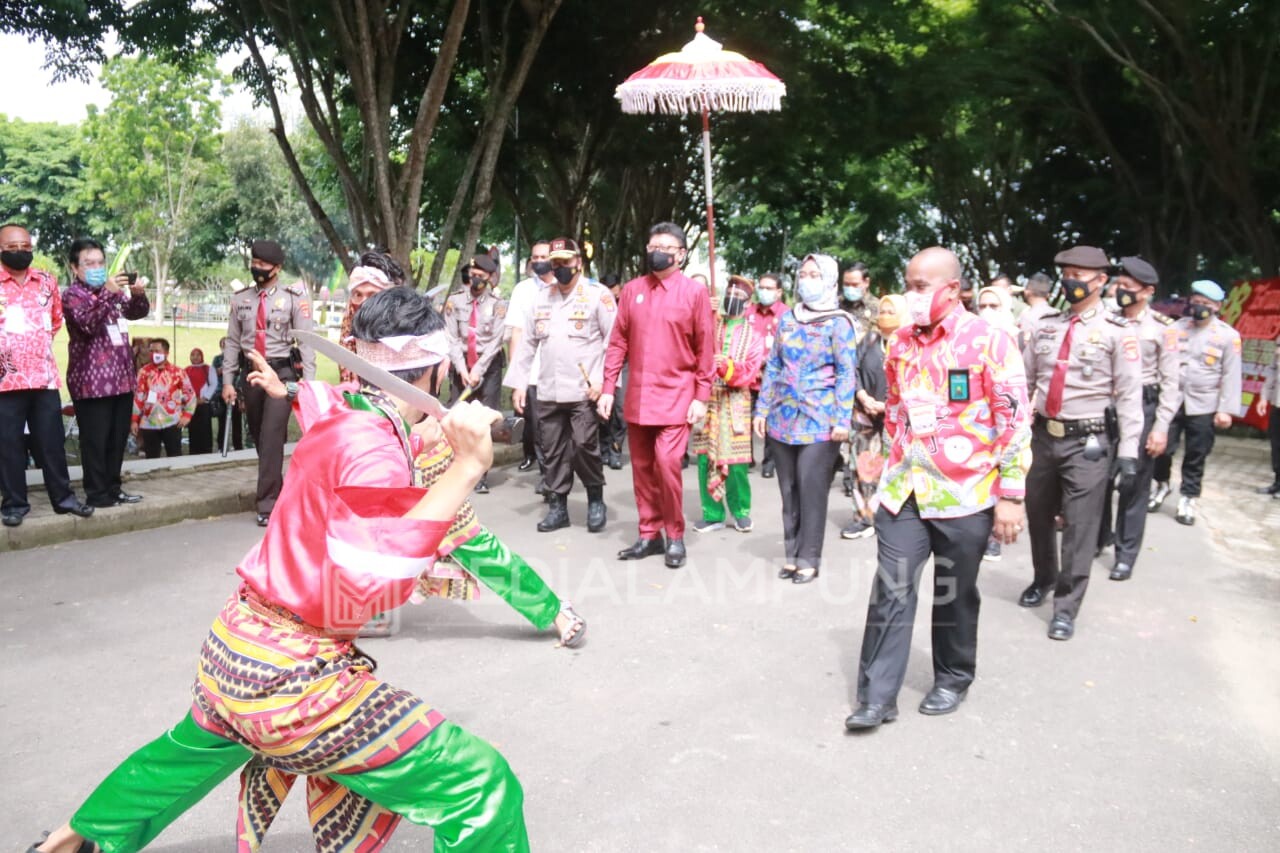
[495,301,508,319]
[1106,313,1129,328]
[286,282,307,297]
[1152,310,1176,325]
[600,290,617,311]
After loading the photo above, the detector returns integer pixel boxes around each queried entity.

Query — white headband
[354,331,450,370]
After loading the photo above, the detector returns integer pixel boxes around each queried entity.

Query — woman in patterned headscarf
[753,253,859,583]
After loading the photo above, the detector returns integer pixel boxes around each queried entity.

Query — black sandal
[792,566,820,584]
[26,832,97,853]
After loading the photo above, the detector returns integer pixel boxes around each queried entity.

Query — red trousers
[627,422,690,540]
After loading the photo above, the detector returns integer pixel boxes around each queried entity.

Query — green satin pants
[70,713,529,853]
[697,455,752,523]
[452,527,561,630]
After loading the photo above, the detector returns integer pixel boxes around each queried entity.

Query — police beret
[250,239,285,266]
[470,253,499,274]
[1190,279,1226,302]
[1053,245,1110,269]
[1118,256,1159,286]
[548,237,580,259]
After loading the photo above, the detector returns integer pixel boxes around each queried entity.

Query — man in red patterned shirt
[0,223,93,527]
[744,272,788,477]
[846,247,1031,731]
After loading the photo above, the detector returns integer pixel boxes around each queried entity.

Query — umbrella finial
[696,16,705,34]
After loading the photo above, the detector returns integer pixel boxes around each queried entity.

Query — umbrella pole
[701,105,718,296]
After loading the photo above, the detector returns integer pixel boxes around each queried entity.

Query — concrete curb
[3,442,525,553]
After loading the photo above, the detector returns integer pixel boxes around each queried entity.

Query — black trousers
[188,402,214,455]
[598,400,627,457]
[141,425,183,459]
[216,400,244,452]
[536,398,605,496]
[1153,406,1215,497]
[1105,395,1159,566]
[521,384,545,469]
[0,388,75,514]
[768,437,841,570]
[1025,423,1111,619]
[750,391,773,467]
[73,392,133,505]
[1270,405,1280,485]
[856,495,992,705]
[449,355,505,410]
[243,361,297,514]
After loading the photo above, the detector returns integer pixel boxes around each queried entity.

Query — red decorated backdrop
[1221,277,1280,430]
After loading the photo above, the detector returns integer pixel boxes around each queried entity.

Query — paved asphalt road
[3,459,1278,851]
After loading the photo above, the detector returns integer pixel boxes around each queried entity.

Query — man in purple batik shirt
[63,238,151,508]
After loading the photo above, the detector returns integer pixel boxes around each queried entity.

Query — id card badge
[146,390,158,404]
[905,395,940,437]
[948,368,970,402]
[107,323,124,346]
[42,310,52,332]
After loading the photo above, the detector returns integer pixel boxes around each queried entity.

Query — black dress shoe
[2,511,23,528]
[777,565,797,580]
[1018,583,1050,608]
[256,513,270,527]
[54,501,94,518]
[1256,482,1280,495]
[919,686,967,716]
[792,566,820,584]
[116,491,144,504]
[518,457,536,472]
[1110,562,1133,581]
[761,462,775,479]
[664,538,687,569]
[1048,613,1075,641]
[844,703,898,731]
[618,537,665,560]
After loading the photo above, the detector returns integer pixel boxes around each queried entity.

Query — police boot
[586,485,607,533]
[1148,481,1171,513]
[537,493,570,532]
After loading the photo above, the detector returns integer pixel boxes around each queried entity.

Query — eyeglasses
[646,244,683,253]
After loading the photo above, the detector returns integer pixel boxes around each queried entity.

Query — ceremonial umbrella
[616,17,785,293]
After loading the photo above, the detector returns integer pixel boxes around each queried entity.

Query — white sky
[0,33,269,126]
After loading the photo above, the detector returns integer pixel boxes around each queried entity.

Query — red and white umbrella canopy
[616,18,785,116]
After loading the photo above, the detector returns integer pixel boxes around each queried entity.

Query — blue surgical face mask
[797,276,826,306]
[84,267,108,288]
[842,285,863,302]
[757,289,779,306]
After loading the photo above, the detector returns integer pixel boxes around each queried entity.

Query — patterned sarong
[692,318,761,502]
[191,590,446,851]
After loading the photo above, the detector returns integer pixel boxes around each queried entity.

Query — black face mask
[1116,288,1140,309]
[1187,303,1214,322]
[553,266,577,286]
[647,250,676,272]
[1,249,34,271]
[250,267,274,285]
[723,293,746,316]
[530,260,553,277]
[1061,277,1094,304]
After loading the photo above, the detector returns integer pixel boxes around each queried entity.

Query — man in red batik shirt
[599,222,715,569]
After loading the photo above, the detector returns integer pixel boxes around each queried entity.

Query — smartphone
[125,271,138,285]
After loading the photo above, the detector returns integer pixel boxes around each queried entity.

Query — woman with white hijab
[753,253,859,583]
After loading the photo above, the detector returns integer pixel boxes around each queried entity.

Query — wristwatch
[284,381,299,402]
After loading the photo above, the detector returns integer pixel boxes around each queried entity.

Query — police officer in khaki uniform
[1097,256,1181,581]
[1020,245,1143,640]
[504,237,617,533]
[221,239,315,526]
[1257,335,1280,498]
[444,252,508,493]
[1149,279,1243,524]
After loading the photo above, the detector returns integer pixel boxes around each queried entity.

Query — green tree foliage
[0,116,104,252]
[83,54,228,317]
